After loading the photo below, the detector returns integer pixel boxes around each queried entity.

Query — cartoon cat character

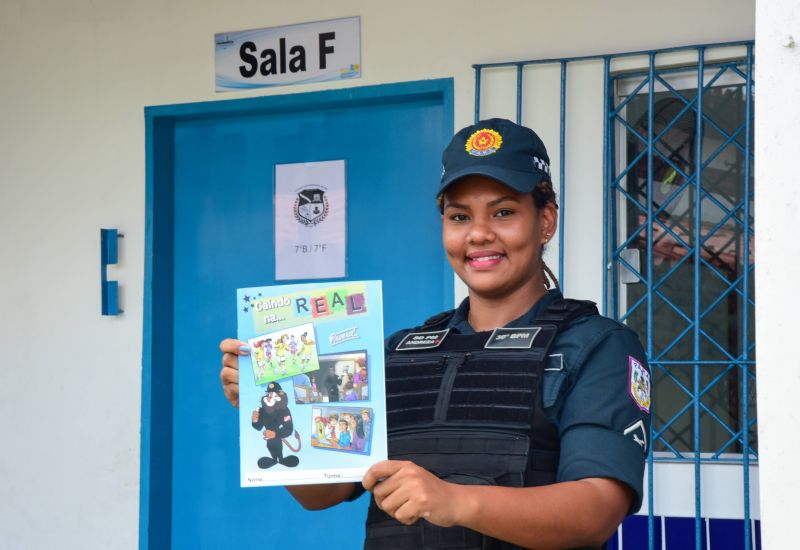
[251,381,301,469]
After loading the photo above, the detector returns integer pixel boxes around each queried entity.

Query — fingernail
[239,345,251,354]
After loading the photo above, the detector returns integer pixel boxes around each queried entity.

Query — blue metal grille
[474,40,756,550]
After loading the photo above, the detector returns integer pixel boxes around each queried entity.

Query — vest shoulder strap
[419,309,456,330]
[535,298,599,330]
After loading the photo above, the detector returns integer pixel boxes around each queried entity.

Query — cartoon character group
[253,331,316,379]
[311,409,372,453]
[293,352,369,405]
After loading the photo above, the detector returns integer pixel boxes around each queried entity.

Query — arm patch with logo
[628,356,651,413]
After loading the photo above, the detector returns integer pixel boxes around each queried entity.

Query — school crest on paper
[294,186,329,227]
[628,356,651,413]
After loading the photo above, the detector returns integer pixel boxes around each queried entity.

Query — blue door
[142,80,454,549]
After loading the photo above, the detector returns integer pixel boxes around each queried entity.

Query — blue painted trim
[608,59,620,322]
[472,40,753,69]
[610,59,745,82]
[145,78,453,122]
[140,78,455,550]
[646,51,657,550]
[101,228,121,316]
[140,117,153,550]
[140,114,176,550]
[440,79,457,305]
[516,64,523,125]
[558,61,566,290]
[742,43,754,550]
[474,67,482,123]
[693,46,706,550]
[602,57,611,317]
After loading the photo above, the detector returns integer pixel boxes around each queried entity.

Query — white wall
[754,1,800,548]
[0,1,754,548]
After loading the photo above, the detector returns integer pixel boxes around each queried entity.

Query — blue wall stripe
[612,517,761,549]
[710,519,746,550]
[626,515,663,550]
[666,517,708,550]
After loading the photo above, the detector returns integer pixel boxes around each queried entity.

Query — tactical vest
[365,299,602,550]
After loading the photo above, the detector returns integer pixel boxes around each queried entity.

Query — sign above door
[215,16,361,92]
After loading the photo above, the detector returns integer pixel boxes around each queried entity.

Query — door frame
[140,78,454,549]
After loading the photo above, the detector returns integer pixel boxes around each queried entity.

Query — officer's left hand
[363,460,463,527]
[263,429,276,440]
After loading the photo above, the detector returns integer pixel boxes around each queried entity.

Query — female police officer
[220,118,651,550]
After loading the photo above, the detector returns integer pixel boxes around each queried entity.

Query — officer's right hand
[219,338,249,408]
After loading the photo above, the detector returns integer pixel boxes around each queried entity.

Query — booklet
[237,280,387,487]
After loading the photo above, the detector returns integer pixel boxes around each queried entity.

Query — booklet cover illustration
[237,280,387,487]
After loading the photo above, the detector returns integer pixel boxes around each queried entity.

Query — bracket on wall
[101,228,124,315]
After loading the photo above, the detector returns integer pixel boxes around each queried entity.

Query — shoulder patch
[283,415,291,422]
[628,356,651,413]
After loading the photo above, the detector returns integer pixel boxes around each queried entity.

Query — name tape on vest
[484,327,542,349]
[395,329,450,351]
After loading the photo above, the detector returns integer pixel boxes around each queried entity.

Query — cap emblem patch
[465,129,503,156]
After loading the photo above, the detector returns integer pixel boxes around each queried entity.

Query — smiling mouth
[466,252,505,269]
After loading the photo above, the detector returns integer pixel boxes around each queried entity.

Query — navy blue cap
[439,118,552,196]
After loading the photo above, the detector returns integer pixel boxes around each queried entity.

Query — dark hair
[437,177,560,290]
[531,178,558,209]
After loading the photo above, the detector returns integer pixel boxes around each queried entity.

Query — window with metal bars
[473,40,757,550]
[612,65,756,459]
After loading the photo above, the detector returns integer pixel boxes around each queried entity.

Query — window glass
[615,72,755,456]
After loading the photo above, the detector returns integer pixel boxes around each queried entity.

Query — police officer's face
[442,176,555,299]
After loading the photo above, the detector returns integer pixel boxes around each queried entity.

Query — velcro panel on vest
[445,327,557,427]
[385,355,446,428]
[389,430,530,488]
[385,326,558,432]
[422,522,484,549]
[446,357,538,425]
[364,522,485,550]
[364,523,424,550]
